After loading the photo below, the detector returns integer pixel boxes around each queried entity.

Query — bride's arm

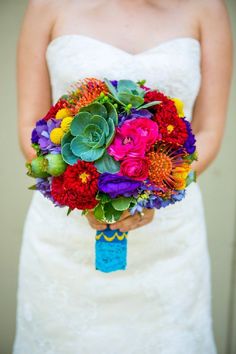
[17,0,56,161]
[191,0,233,177]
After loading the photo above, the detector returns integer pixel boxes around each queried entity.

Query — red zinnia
[154,110,188,145]
[51,161,99,210]
[144,90,188,145]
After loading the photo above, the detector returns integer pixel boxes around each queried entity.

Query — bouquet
[26,78,197,273]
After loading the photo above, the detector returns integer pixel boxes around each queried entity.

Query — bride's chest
[46,35,201,119]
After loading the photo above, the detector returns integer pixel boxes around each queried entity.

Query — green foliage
[94,193,132,223]
[111,197,133,211]
[186,170,197,187]
[94,151,120,174]
[183,150,198,163]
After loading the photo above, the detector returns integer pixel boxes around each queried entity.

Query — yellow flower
[50,127,64,145]
[172,164,191,190]
[172,98,185,118]
[174,178,186,190]
[55,108,72,120]
[61,116,73,132]
[173,164,191,179]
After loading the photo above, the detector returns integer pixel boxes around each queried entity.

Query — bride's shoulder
[190,0,228,18]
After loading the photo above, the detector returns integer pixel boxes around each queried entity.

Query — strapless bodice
[46,35,201,121]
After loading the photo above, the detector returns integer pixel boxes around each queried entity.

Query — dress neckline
[46,34,201,57]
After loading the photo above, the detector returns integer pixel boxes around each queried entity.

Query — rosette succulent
[61,102,120,173]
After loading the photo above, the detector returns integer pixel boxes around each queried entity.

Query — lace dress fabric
[13,35,217,354]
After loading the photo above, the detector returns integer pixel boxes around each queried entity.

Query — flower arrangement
[26,78,197,273]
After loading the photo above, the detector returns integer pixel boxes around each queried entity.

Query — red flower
[144,90,176,112]
[43,99,69,121]
[144,90,188,145]
[51,161,99,210]
[120,157,149,181]
[155,110,188,145]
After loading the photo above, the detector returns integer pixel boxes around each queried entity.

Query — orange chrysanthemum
[147,143,190,194]
[67,78,108,114]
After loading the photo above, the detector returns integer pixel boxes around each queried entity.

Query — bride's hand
[110,209,155,233]
[85,210,107,231]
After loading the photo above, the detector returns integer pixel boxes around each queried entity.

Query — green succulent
[104,78,161,111]
[61,101,120,173]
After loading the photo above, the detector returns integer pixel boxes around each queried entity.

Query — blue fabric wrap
[95,228,128,273]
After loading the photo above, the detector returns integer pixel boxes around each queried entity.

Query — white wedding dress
[13,35,217,354]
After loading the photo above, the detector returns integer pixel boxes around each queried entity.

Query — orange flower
[67,78,108,114]
[147,143,190,194]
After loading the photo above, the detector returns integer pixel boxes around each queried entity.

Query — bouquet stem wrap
[95,227,128,273]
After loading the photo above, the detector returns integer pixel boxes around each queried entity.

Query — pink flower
[108,118,160,161]
[128,118,161,150]
[120,157,149,181]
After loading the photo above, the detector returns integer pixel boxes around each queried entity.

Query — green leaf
[137,100,161,110]
[82,209,89,216]
[94,204,105,221]
[105,118,115,147]
[31,143,41,154]
[103,203,122,223]
[61,131,73,146]
[80,147,105,162]
[186,170,197,187]
[28,184,38,190]
[67,208,72,216]
[117,80,138,92]
[137,79,146,86]
[96,192,111,204]
[71,136,90,157]
[61,143,79,165]
[94,132,107,149]
[80,102,107,119]
[70,112,91,136]
[111,196,132,211]
[104,78,118,97]
[90,115,109,135]
[183,150,198,163]
[107,92,126,107]
[94,151,120,173]
[104,101,118,125]
[118,92,144,107]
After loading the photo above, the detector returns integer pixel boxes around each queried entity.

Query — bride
[14,0,232,353]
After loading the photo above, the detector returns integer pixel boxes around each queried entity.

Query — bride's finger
[110,213,139,230]
[118,210,131,221]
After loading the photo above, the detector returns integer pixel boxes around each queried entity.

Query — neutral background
[0,0,235,353]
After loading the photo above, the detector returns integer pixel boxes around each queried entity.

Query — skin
[17,0,233,232]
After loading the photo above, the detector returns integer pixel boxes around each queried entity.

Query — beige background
[0,0,235,353]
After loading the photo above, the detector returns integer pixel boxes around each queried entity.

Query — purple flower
[110,80,118,88]
[118,108,153,126]
[31,128,39,144]
[98,173,142,198]
[36,177,61,206]
[36,177,53,200]
[183,119,196,154]
[31,118,61,154]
